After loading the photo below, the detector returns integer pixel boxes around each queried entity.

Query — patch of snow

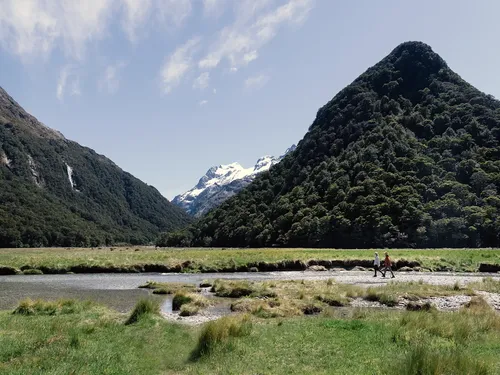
[173,145,296,213]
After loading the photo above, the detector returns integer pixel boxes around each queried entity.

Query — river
[1,271,498,312]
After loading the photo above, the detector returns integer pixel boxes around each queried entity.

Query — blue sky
[0,0,499,199]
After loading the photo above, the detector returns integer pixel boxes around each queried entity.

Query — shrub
[125,298,160,325]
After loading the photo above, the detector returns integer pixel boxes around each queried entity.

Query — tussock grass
[125,298,160,325]
[227,279,363,317]
[389,297,500,374]
[210,279,276,298]
[364,280,474,306]
[393,344,491,375]
[13,299,86,316]
[469,277,500,293]
[394,297,500,345]
[1,297,500,374]
[138,281,198,294]
[173,292,210,316]
[191,314,252,359]
[221,279,483,317]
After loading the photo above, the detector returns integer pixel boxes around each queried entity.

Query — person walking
[383,251,395,278]
[373,252,381,277]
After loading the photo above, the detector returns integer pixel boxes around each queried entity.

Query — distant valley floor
[0,247,499,275]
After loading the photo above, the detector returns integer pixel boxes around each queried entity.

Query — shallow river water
[1,271,498,312]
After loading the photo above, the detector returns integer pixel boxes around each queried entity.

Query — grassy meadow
[0,247,500,274]
[1,291,500,375]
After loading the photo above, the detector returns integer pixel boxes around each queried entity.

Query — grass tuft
[191,314,252,359]
[139,281,198,294]
[125,298,160,325]
[210,279,276,298]
[393,343,491,375]
[13,299,84,316]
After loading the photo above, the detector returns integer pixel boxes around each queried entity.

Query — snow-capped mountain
[173,145,296,217]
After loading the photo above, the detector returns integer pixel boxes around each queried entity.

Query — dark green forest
[0,87,191,248]
[162,42,500,248]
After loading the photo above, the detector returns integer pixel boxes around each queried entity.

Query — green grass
[210,279,277,298]
[0,247,499,274]
[1,297,499,374]
[469,277,500,293]
[216,279,474,316]
[364,280,474,306]
[125,299,160,325]
[12,298,87,316]
[138,281,198,294]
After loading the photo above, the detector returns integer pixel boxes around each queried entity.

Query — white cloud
[160,37,201,93]
[213,88,217,94]
[244,74,269,90]
[57,65,81,100]
[119,0,194,43]
[98,61,127,94]
[202,0,227,18]
[199,99,208,106]
[193,72,210,90]
[0,0,193,60]
[0,0,115,61]
[121,0,152,42]
[198,0,313,71]
[157,0,192,27]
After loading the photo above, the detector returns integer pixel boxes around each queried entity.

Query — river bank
[1,247,500,275]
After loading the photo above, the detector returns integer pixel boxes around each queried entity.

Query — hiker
[373,252,381,277]
[382,251,395,278]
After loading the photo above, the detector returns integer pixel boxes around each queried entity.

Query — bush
[125,299,160,325]
[191,314,252,359]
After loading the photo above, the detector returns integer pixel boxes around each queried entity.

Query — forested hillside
[0,87,191,247]
[163,42,500,248]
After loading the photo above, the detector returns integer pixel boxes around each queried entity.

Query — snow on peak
[173,145,295,215]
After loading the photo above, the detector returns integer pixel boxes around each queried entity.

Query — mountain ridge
[173,145,296,216]
[162,41,500,248]
[0,86,191,247]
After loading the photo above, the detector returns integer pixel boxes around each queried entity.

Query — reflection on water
[161,296,173,314]
[0,272,277,312]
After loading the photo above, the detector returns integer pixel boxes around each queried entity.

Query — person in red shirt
[382,251,395,278]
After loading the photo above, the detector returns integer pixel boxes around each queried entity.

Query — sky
[1,0,500,200]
